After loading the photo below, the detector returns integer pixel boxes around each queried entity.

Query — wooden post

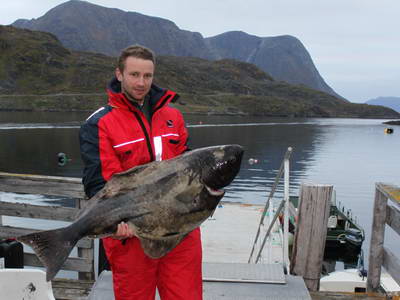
[290,183,333,291]
[367,185,388,292]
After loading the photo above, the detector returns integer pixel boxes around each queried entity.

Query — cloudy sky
[1,0,399,103]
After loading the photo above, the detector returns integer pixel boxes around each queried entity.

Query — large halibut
[18,144,244,281]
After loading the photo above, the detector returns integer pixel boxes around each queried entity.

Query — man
[79,45,202,300]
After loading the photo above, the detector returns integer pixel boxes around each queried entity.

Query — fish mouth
[202,145,243,190]
[206,185,225,196]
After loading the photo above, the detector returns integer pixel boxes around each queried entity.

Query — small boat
[0,269,56,300]
[285,192,365,259]
[320,268,400,294]
[324,200,365,255]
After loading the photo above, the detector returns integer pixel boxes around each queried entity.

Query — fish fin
[17,226,79,281]
[139,236,184,259]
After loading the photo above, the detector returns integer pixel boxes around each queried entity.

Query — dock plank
[0,225,92,248]
[25,253,93,273]
[0,201,77,221]
[52,278,93,300]
[0,172,84,199]
[309,291,388,300]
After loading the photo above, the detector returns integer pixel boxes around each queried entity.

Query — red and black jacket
[79,78,189,198]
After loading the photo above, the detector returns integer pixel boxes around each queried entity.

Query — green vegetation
[0,25,399,118]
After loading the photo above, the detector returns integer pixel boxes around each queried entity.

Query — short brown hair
[117,45,156,72]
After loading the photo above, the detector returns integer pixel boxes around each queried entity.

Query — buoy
[384,128,394,134]
[57,152,68,166]
[248,158,259,165]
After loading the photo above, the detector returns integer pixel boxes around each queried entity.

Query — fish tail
[17,226,79,281]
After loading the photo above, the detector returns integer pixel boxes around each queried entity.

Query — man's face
[116,56,154,103]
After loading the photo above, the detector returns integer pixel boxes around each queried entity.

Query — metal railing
[248,147,293,270]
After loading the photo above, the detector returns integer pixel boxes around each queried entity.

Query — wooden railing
[0,172,94,281]
[367,183,400,292]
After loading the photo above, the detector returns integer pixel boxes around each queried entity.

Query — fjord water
[0,111,399,263]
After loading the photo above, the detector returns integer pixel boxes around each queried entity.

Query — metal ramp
[203,275,310,300]
[203,262,285,284]
[202,262,310,300]
[88,263,311,300]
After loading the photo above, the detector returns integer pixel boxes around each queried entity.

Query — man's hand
[113,221,135,239]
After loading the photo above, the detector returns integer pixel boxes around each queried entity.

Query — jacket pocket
[169,139,180,145]
[113,138,144,162]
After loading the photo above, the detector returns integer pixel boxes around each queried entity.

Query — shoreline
[0,93,399,119]
[1,108,399,120]
[383,120,400,125]
[0,107,398,120]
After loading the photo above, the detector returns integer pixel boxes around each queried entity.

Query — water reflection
[186,118,324,204]
[0,114,325,203]
[1,112,399,269]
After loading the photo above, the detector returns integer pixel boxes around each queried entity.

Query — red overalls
[79,79,202,300]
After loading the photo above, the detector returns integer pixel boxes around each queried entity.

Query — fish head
[197,144,244,195]
[175,144,244,214]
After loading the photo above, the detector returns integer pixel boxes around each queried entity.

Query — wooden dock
[1,172,399,299]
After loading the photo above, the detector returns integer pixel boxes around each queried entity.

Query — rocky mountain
[366,97,400,113]
[12,0,213,59]
[205,32,340,98]
[12,0,211,58]
[1,25,399,119]
[12,0,340,97]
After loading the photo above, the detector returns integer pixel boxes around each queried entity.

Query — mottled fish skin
[17,144,244,281]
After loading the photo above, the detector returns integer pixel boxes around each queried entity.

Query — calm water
[0,111,399,266]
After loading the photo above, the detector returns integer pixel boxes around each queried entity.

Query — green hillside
[0,25,398,118]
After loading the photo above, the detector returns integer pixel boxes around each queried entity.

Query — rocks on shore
[383,120,400,125]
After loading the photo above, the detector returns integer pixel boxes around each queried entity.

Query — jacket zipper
[132,111,155,161]
[128,91,176,162]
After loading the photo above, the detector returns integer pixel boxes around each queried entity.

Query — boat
[319,249,400,295]
[284,192,365,260]
[320,268,400,294]
[0,269,56,300]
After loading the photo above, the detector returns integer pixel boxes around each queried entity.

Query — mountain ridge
[366,97,400,113]
[12,0,340,98]
[1,25,399,119]
[205,32,340,98]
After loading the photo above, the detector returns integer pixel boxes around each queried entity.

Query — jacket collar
[106,77,178,112]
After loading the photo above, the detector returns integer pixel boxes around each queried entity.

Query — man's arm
[80,120,135,239]
[79,119,123,198]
